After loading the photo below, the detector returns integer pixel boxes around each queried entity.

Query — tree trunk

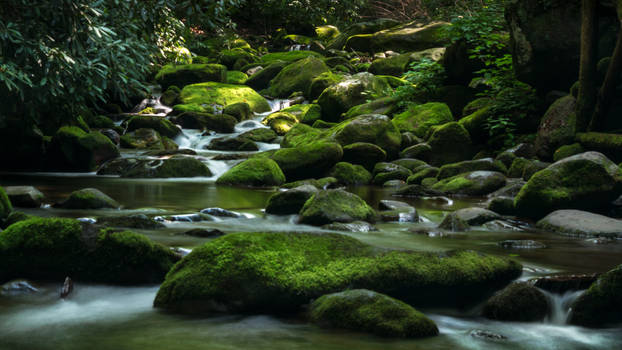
[576,0,600,132]
[589,1,622,131]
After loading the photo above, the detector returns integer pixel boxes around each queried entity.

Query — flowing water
[1,96,621,349]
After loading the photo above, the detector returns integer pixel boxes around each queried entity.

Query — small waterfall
[542,289,584,324]
[288,44,311,51]
[130,85,172,116]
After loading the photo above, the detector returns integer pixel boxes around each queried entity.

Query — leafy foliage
[393,58,446,108]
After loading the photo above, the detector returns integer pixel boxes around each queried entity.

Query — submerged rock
[0,218,178,284]
[56,188,120,209]
[153,232,522,314]
[298,189,376,226]
[96,214,165,229]
[180,228,225,238]
[536,210,622,238]
[200,208,241,218]
[483,282,549,322]
[569,264,622,327]
[310,289,439,338]
[4,186,44,208]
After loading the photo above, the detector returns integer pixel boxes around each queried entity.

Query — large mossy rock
[155,64,227,90]
[328,162,373,185]
[318,73,391,122]
[432,171,507,196]
[345,22,450,53]
[120,128,178,151]
[49,126,120,172]
[342,142,387,170]
[126,116,181,139]
[438,159,506,180]
[0,218,178,284]
[177,82,271,113]
[505,0,617,92]
[514,152,622,219]
[265,185,318,215]
[56,188,120,209]
[298,189,376,226]
[173,112,238,133]
[310,289,438,338]
[575,132,622,163]
[534,95,576,160]
[216,158,285,187]
[245,60,289,90]
[98,157,211,178]
[153,232,522,314]
[537,210,622,238]
[271,141,343,181]
[306,71,346,100]
[391,102,453,138]
[427,122,473,166]
[327,19,400,50]
[342,97,398,120]
[369,48,445,77]
[265,56,330,98]
[569,264,622,327]
[482,282,549,322]
[280,104,322,125]
[328,114,401,158]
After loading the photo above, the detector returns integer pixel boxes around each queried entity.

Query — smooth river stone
[537,210,622,238]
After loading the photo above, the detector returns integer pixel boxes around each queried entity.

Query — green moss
[427,122,473,166]
[438,159,506,180]
[265,186,317,215]
[281,124,324,148]
[310,289,438,338]
[218,49,257,69]
[342,97,398,120]
[316,25,340,41]
[553,143,584,162]
[216,158,286,187]
[245,60,289,90]
[155,64,227,89]
[178,82,271,113]
[329,114,402,158]
[280,104,322,125]
[328,162,373,185]
[226,70,249,84]
[407,167,439,185]
[262,112,298,135]
[306,71,346,100]
[127,116,180,138]
[508,158,532,178]
[576,132,622,163]
[569,264,622,327]
[266,57,331,98]
[0,217,177,283]
[51,127,120,171]
[343,142,387,170]
[124,157,211,178]
[271,141,343,181]
[281,177,339,190]
[58,188,120,209]
[153,232,522,314]
[260,51,322,63]
[483,282,549,321]
[0,186,13,220]
[458,106,493,142]
[392,102,453,137]
[223,102,252,122]
[299,189,376,225]
[432,171,506,196]
[87,115,115,129]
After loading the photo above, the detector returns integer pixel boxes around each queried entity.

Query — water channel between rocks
[1,97,621,350]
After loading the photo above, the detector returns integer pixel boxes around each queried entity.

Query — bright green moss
[216,158,286,187]
[432,171,506,196]
[178,82,271,113]
[327,162,372,185]
[218,49,257,69]
[271,141,343,181]
[260,51,322,64]
[310,289,439,338]
[0,217,177,283]
[226,70,249,84]
[52,127,119,171]
[553,143,584,162]
[576,132,622,162]
[280,104,322,125]
[316,25,340,41]
[329,114,402,158]
[266,57,331,98]
[153,232,522,314]
[392,102,453,137]
[306,71,346,100]
[569,264,622,327]
[458,106,493,142]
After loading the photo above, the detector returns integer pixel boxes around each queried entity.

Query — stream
[1,96,621,350]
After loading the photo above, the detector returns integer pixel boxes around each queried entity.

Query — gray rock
[4,186,44,208]
[1,279,39,296]
[323,221,378,232]
[448,207,501,226]
[200,207,242,218]
[537,210,622,238]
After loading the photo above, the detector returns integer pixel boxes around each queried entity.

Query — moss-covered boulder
[575,132,622,163]
[328,162,373,185]
[123,156,211,178]
[245,61,289,90]
[161,86,180,106]
[262,111,298,135]
[120,128,178,151]
[458,106,493,143]
[280,124,324,148]
[127,116,180,138]
[514,152,622,218]
[346,22,450,53]
[265,57,330,98]
[55,188,120,209]
[328,114,401,158]
[173,112,238,133]
[216,158,285,187]
[427,122,473,166]
[369,48,445,77]
[272,141,343,181]
[318,73,392,122]
[153,232,521,314]
[0,218,178,284]
[482,282,549,322]
[392,103,453,138]
[4,186,44,208]
[265,185,318,215]
[342,143,387,170]
[536,210,622,238]
[299,189,376,225]
[438,159,506,180]
[407,166,439,185]
[534,95,576,160]
[226,70,248,84]
[177,82,271,113]
[400,143,432,161]
[306,71,346,100]
[218,49,257,70]
[569,264,622,327]
[96,214,165,230]
[155,64,227,89]
[280,104,322,125]
[342,97,398,120]
[432,171,507,196]
[310,289,438,338]
[207,135,258,151]
[372,162,412,185]
[49,126,120,172]
[239,128,278,143]
[553,143,584,162]
[223,102,253,122]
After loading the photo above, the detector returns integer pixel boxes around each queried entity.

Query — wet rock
[487,197,516,216]
[399,143,432,161]
[487,180,526,198]
[379,208,418,222]
[265,185,318,215]
[1,280,39,296]
[246,61,289,91]
[96,214,165,229]
[55,188,120,209]
[432,171,507,196]
[342,142,387,170]
[272,141,343,181]
[484,220,523,231]
[536,210,622,238]
[142,148,197,157]
[153,232,522,314]
[532,274,599,294]
[217,158,285,187]
[379,200,412,211]
[521,160,550,181]
[438,158,506,180]
[392,102,453,138]
[120,128,178,151]
[200,208,241,218]
[407,166,440,185]
[569,264,622,327]
[298,189,376,226]
[448,208,501,226]
[372,162,412,185]
[281,177,338,190]
[109,156,211,179]
[309,289,439,338]
[498,240,546,249]
[4,186,44,208]
[223,102,252,122]
[392,158,427,172]
[165,213,213,222]
[483,282,550,322]
[346,21,450,53]
[60,277,73,299]
[427,122,473,166]
[383,180,406,187]
[126,116,180,139]
[322,221,378,232]
[239,128,278,143]
[265,57,330,98]
[327,162,372,186]
[207,136,258,151]
[180,228,225,238]
[100,128,121,145]
[177,82,271,114]
[470,330,507,342]
[534,95,576,160]
[329,114,401,158]
[49,126,120,172]
[438,213,469,232]
[392,185,444,198]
